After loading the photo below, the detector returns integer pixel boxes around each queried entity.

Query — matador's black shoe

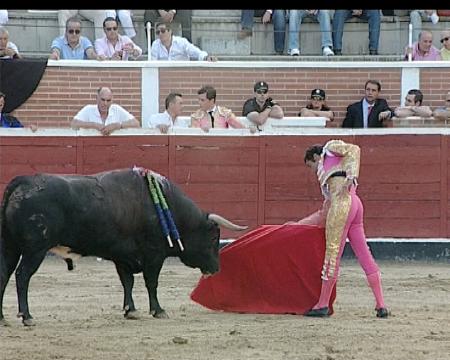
[376,307,389,318]
[304,307,329,317]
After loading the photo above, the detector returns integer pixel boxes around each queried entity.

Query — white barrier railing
[142,116,329,130]
[146,21,152,61]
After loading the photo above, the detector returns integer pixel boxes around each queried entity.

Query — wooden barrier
[0,129,448,239]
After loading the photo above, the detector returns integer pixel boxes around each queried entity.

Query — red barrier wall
[0,134,447,239]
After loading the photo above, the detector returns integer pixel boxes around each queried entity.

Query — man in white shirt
[71,87,140,135]
[151,22,217,61]
[145,92,189,133]
[0,26,21,59]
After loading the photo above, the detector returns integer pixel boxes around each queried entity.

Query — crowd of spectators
[1,10,450,60]
[1,10,450,133]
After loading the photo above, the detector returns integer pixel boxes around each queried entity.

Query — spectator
[50,16,98,60]
[242,81,284,127]
[191,85,246,132]
[95,17,142,60]
[439,29,450,60]
[298,89,334,121]
[249,10,288,55]
[144,10,192,43]
[237,10,271,39]
[0,91,22,128]
[272,10,288,54]
[151,22,217,61]
[394,89,432,118]
[0,26,22,59]
[58,10,112,39]
[0,10,8,25]
[342,80,394,128]
[405,30,441,61]
[332,10,381,55]
[71,87,139,136]
[145,92,189,133]
[0,91,37,131]
[409,10,439,43]
[433,91,450,122]
[288,10,334,56]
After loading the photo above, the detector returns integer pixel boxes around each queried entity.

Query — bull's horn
[208,214,248,231]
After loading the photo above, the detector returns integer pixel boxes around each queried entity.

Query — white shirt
[151,36,208,61]
[145,111,190,129]
[74,104,134,126]
[0,41,19,59]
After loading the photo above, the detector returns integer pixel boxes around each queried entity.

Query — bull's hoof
[153,310,169,319]
[22,318,35,327]
[124,310,140,320]
[0,318,10,327]
[65,258,75,271]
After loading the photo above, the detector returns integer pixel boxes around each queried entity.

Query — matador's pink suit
[307,139,387,312]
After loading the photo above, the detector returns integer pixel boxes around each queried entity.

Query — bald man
[405,30,441,61]
[71,87,140,135]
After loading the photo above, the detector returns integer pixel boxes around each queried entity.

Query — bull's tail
[0,177,25,322]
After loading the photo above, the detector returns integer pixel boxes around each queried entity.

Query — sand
[1,257,449,360]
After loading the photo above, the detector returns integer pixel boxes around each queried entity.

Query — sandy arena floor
[1,256,449,360]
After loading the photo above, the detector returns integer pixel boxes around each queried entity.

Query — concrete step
[4,10,450,57]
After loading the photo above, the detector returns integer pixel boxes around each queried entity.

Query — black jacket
[342,98,393,128]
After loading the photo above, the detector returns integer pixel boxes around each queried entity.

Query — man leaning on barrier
[50,16,99,60]
[394,89,432,119]
[71,87,139,136]
[145,92,189,133]
[242,81,284,127]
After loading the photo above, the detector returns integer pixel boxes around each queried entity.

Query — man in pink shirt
[405,30,441,61]
[95,17,142,60]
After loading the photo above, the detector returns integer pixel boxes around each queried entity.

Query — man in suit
[342,80,394,128]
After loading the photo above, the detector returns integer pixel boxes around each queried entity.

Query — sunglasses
[256,89,268,94]
[441,37,450,43]
[155,28,168,35]
[105,27,118,32]
[67,29,81,34]
[311,96,324,100]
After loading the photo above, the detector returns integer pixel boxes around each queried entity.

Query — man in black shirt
[242,81,284,126]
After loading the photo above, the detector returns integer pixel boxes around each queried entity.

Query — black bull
[0,168,247,326]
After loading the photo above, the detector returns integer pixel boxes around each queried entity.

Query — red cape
[190,224,336,315]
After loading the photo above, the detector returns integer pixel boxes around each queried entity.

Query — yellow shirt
[441,47,450,61]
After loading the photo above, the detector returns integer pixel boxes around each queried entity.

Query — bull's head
[178,213,247,275]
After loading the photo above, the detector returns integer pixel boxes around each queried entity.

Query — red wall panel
[0,134,447,239]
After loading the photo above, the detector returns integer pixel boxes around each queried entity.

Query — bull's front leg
[114,263,138,319]
[142,256,167,318]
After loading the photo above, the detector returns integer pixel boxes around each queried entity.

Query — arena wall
[1,129,449,242]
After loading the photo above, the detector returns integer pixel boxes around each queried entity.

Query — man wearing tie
[342,80,394,128]
[191,85,246,132]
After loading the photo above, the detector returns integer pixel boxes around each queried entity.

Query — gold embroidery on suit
[322,177,352,280]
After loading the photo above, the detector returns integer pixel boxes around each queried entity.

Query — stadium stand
[4,10,450,59]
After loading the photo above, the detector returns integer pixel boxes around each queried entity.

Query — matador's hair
[304,144,324,163]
